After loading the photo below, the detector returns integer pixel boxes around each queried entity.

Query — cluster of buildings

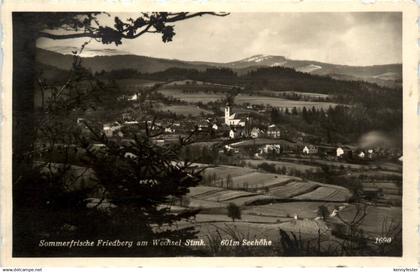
[224,104,282,140]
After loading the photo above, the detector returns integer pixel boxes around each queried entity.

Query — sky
[37,12,402,66]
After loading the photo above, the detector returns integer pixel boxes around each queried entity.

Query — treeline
[270,105,402,145]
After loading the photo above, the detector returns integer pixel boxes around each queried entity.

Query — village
[98,97,401,165]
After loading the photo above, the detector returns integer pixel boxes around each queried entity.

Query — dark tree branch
[38,31,99,40]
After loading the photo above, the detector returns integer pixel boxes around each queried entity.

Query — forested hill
[36,48,402,88]
[93,66,401,109]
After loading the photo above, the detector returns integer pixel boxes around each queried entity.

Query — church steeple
[224,103,231,125]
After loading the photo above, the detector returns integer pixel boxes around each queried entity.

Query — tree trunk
[12,13,37,179]
[12,13,38,256]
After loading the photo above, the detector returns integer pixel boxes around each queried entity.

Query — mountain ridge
[36,48,402,87]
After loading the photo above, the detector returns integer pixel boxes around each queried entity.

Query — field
[116,79,164,90]
[158,89,225,103]
[231,138,295,148]
[268,181,319,198]
[293,186,351,202]
[243,202,343,219]
[230,172,296,189]
[244,159,321,172]
[164,80,236,89]
[198,165,353,202]
[186,186,282,207]
[336,205,402,236]
[160,105,213,116]
[235,94,338,110]
[157,88,338,110]
[189,218,331,251]
[202,165,256,179]
[277,91,331,98]
[281,157,402,172]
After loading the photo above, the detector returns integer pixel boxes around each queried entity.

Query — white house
[103,122,122,137]
[76,117,86,125]
[128,93,138,101]
[367,149,374,159]
[358,151,365,158]
[229,129,237,139]
[261,144,281,154]
[225,104,246,127]
[124,120,139,125]
[250,127,262,138]
[224,144,233,151]
[267,124,281,138]
[303,145,318,155]
[336,147,344,158]
[212,123,219,130]
[164,127,175,133]
[229,128,244,139]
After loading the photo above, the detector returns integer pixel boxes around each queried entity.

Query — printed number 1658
[375,237,392,244]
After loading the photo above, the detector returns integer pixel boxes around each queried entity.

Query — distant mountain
[36,48,402,87]
[219,55,402,87]
[225,54,288,69]
[36,48,212,74]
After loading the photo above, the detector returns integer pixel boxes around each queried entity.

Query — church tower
[224,104,231,125]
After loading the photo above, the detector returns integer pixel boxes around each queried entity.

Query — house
[212,123,219,130]
[250,127,263,138]
[358,151,365,158]
[124,152,137,159]
[152,139,165,145]
[122,112,132,121]
[76,117,86,125]
[103,122,122,137]
[229,128,245,139]
[367,149,374,159]
[302,145,318,155]
[164,127,175,134]
[229,129,238,139]
[197,120,210,131]
[266,124,281,138]
[224,104,246,127]
[261,144,281,154]
[224,144,233,152]
[124,120,139,125]
[336,147,344,158]
[128,93,139,101]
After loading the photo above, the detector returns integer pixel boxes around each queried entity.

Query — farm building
[225,104,246,127]
[266,124,281,138]
[76,117,86,125]
[336,147,344,157]
[128,93,139,101]
[229,128,245,139]
[103,122,122,137]
[122,112,133,121]
[164,127,175,133]
[250,127,263,138]
[260,144,281,154]
[197,120,210,131]
[302,145,318,155]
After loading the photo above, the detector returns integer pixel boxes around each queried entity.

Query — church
[224,104,246,127]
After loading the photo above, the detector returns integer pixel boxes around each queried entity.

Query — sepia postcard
[0,0,419,268]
